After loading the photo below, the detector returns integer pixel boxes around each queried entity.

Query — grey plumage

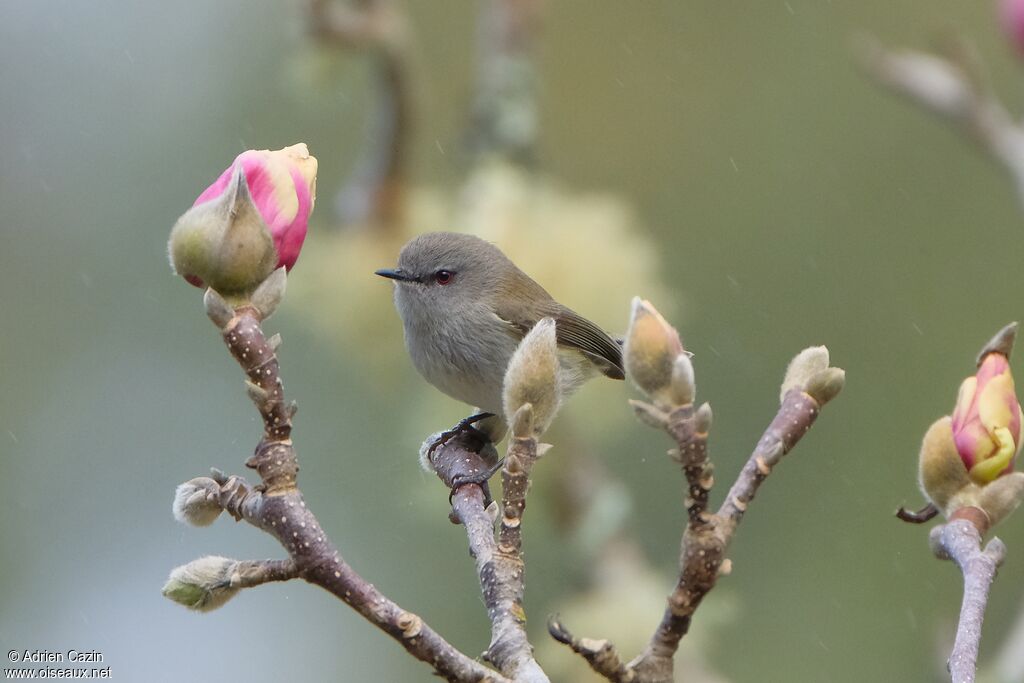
[378,231,623,439]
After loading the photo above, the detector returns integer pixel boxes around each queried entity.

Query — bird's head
[376,232,512,320]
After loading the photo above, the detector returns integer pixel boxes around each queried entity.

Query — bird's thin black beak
[375,268,417,282]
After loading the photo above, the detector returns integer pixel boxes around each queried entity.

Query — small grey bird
[376,231,624,461]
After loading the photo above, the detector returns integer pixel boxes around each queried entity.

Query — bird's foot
[427,413,502,509]
[427,412,495,458]
[449,458,506,507]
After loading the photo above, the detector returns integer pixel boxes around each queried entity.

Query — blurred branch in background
[291,0,669,419]
[860,36,1024,210]
[307,0,411,229]
[304,0,542,229]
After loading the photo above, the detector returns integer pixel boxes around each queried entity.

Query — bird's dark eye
[434,270,454,285]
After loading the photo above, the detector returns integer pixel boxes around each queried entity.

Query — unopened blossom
[169,144,317,295]
[951,351,1023,484]
[623,297,693,409]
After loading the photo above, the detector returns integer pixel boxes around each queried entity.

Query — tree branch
[430,432,550,683]
[307,0,410,228]
[170,299,507,683]
[468,0,542,165]
[930,518,1007,683]
[553,347,843,683]
[547,616,636,683]
[717,389,823,530]
[861,37,1024,209]
[231,558,300,588]
[629,388,828,681]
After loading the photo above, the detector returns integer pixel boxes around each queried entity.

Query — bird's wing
[495,301,625,380]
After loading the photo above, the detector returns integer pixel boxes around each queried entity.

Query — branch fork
[895,324,1024,683]
[165,278,505,683]
[550,313,845,683]
[930,518,1007,683]
[167,283,845,683]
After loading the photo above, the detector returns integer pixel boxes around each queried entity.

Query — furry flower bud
[169,144,317,296]
[951,351,1023,484]
[503,318,562,437]
[171,477,223,527]
[624,298,691,409]
[162,556,240,612]
[917,327,1024,527]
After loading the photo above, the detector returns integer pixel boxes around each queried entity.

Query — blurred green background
[4,1,1024,681]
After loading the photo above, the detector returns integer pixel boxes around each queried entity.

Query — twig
[896,502,940,524]
[631,389,826,681]
[173,303,506,683]
[307,0,410,228]
[554,362,841,683]
[717,389,823,531]
[230,558,300,588]
[666,403,714,527]
[861,37,1024,209]
[547,616,635,683]
[930,518,1007,683]
[430,433,550,683]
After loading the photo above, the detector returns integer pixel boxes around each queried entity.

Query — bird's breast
[402,310,519,414]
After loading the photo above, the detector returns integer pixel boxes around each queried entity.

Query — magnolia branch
[552,338,844,683]
[430,406,550,683]
[166,287,506,683]
[231,558,299,587]
[861,38,1024,209]
[930,519,1007,683]
[896,324,1024,683]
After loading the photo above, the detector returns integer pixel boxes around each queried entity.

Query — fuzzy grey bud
[162,556,240,612]
[804,367,846,406]
[694,402,713,433]
[624,297,689,409]
[669,353,696,406]
[502,318,562,436]
[509,403,536,439]
[780,346,830,403]
[978,472,1024,528]
[418,430,446,473]
[172,477,223,527]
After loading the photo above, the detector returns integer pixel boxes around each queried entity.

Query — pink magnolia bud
[1001,0,1024,53]
[193,144,317,274]
[170,144,318,294]
[951,352,1023,483]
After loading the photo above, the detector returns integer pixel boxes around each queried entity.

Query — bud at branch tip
[503,318,561,436]
[624,297,690,410]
